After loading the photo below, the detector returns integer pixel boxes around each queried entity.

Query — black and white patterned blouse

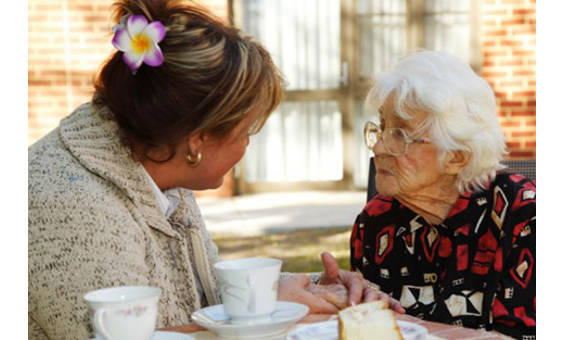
[350,173,536,339]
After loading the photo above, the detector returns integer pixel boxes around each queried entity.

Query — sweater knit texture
[28,102,221,340]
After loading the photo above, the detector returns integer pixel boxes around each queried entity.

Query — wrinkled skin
[278,252,405,314]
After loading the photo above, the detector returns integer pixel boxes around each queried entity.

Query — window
[231,0,479,193]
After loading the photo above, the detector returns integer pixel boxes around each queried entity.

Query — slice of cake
[338,300,403,340]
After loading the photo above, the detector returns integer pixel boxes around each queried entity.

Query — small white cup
[214,257,282,324]
[84,286,161,340]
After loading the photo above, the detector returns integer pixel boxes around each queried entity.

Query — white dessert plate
[286,319,427,340]
[91,330,195,340]
[191,301,309,339]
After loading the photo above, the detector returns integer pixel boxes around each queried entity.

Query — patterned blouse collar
[386,190,481,237]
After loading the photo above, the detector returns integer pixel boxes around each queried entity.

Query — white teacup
[214,257,282,324]
[84,286,161,340]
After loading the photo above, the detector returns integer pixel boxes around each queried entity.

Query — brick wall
[28,0,232,197]
[481,0,536,159]
[28,0,228,144]
[29,0,536,198]
[28,0,113,143]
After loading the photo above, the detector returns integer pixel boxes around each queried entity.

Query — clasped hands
[278,252,404,314]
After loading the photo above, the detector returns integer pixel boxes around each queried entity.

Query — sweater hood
[58,102,202,238]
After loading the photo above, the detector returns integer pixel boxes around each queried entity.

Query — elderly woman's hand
[318,252,405,314]
[277,274,341,314]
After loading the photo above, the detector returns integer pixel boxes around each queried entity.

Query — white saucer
[91,330,194,340]
[286,319,427,340]
[191,301,309,339]
[153,331,196,340]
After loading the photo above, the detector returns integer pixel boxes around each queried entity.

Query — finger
[277,274,340,314]
[279,291,338,314]
[302,291,340,314]
[319,252,340,284]
[310,298,341,314]
[342,272,364,306]
[374,291,404,314]
[362,286,379,302]
[389,297,405,314]
[375,291,391,306]
[291,273,313,288]
[278,274,315,301]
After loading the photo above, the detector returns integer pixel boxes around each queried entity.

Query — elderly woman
[351,51,535,339]
[28,1,400,339]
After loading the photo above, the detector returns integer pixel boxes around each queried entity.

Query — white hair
[365,50,507,193]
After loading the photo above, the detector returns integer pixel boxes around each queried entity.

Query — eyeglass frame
[363,121,432,157]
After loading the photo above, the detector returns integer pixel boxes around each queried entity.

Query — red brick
[501,101,523,108]
[484,50,508,58]
[509,151,535,158]
[501,121,521,127]
[68,4,93,11]
[482,71,508,78]
[484,29,507,37]
[526,100,536,106]
[506,141,521,148]
[484,9,509,16]
[35,4,62,11]
[511,131,535,138]
[511,110,535,117]
[513,9,535,15]
[513,70,535,76]
[525,141,536,148]
[83,14,108,22]
[40,70,67,77]
[500,59,523,66]
[526,120,536,127]
[513,50,535,56]
[514,91,536,97]
[500,80,524,87]
[501,40,523,47]
[502,18,526,25]
[511,26,536,34]
[483,41,496,47]
[29,79,51,86]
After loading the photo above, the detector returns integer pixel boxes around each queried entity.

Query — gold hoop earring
[186,151,202,167]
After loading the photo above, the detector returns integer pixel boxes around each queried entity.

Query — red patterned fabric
[350,173,535,339]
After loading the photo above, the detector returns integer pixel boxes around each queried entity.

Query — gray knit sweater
[28,102,221,340]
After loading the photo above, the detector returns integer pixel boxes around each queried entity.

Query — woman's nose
[372,138,387,156]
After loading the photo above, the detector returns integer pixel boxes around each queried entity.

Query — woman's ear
[443,150,471,175]
[186,132,206,154]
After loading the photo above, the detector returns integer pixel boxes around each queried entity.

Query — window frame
[229,0,481,194]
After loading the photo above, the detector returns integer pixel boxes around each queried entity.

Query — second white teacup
[84,285,161,340]
[214,257,282,324]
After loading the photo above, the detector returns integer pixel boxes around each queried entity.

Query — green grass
[212,227,352,273]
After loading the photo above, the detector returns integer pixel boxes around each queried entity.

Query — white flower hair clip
[112,14,166,74]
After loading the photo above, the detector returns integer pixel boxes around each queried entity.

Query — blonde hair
[366,50,507,193]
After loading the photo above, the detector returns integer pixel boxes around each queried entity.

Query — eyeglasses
[363,121,431,157]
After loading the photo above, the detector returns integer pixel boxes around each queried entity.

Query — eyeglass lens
[364,122,408,156]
